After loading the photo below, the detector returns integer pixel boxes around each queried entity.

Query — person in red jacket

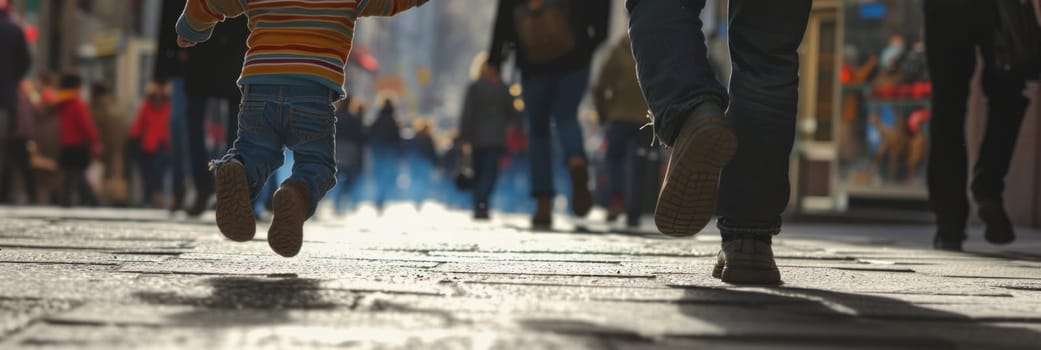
[56,73,101,206]
[129,81,172,207]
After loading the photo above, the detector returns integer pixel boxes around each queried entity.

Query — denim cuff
[653,96,727,147]
[717,217,782,236]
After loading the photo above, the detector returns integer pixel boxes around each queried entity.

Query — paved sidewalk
[1,206,1040,349]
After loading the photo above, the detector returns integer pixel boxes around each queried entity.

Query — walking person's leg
[522,76,557,228]
[551,68,594,218]
[627,0,734,237]
[714,0,811,284]
[625,127,652,228]
[169,79,188,212]
[972,4,1029,244]
[605,121,635,221]
[923,0,977,250]
[185,95,215,216]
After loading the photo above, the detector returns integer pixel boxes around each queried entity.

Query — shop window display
[837,0,929,193]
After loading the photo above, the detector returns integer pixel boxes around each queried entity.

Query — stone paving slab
[1,206,1041,349]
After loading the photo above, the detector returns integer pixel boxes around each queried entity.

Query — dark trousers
[924,0,1029,239]
[473,147,504,209]
[0,138,36,203]
[605,121,653,226]
[59,146,97,207]
[185,94,240,195]
[628,0,811,235]
[138,152,168,201]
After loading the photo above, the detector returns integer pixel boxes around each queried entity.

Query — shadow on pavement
[671,286,1041,349]
[133,277,353,326]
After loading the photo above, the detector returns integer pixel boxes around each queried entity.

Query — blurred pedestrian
[368,95,403,212]
[628,0,811,284]
[332,96,365,214]
[0,81,37,203]
[592,36,652,228]
[56,73,101,207]
[405,118,438,207]
[0,1,31,193]
[489,0,611,228]
[91,83,129,206]
[129,82,173,208]
[458,57,522,220]
[176,0,429,257]
[924,0,1036,251]
[155,0,190,213]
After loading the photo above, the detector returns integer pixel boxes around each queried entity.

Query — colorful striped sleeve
[358,0,430,17]
[175,0,247,43]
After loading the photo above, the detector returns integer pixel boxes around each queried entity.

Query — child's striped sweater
[176,0,428,96]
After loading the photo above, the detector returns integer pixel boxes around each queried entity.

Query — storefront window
[837,0,929,197]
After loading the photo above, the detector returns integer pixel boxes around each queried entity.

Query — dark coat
[488,0,610,77]
[183,17,250,99]
[0,13,29,118]
[368,104,402,151]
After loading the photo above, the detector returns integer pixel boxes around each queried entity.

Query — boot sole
[268,186,306,257]
[214,162,256,242]
[655,122,736,237]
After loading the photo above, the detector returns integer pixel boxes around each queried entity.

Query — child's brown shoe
[214,159,256,242]
[268,179,312,257]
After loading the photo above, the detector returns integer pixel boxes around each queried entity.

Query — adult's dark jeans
[472,147,504,209]
[186,95,216,195]
[169,78,188,196]
[521,67,590,198]
[923,0,1029,240]
[605,121,653,226]
[0,138,36,203]
[628,0,811,235]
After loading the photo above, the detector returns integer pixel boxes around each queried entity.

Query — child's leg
[213,96,284,241]
[268,93,336,257]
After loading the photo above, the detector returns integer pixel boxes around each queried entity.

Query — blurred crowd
[0,0,662,228]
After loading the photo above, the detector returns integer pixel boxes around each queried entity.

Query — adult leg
[628,0,735,236]
[185,94,215,216]
[923,0,977,247]
[605,121,634,219]
[626,0,728,145]
[522,75,557,227]
[169,78,188,210]
[551,67,594,217]
[713,0,811,284]
[972,3,1029,244]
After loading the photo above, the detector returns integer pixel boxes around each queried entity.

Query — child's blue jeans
[212,84,339,217]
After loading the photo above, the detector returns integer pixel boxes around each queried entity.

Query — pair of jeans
[211,84,339,217]
[924,0,1029,240]
[370,145,400,210]
[139,151,168,202]
[169,78,188,196]
[628,0,811,235]
[472,147,504,210]
[521,67,590,198]
[605,121,653,226]
[0,138,35,203]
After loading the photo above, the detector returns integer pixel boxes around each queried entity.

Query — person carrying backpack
[488,0,610,229]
